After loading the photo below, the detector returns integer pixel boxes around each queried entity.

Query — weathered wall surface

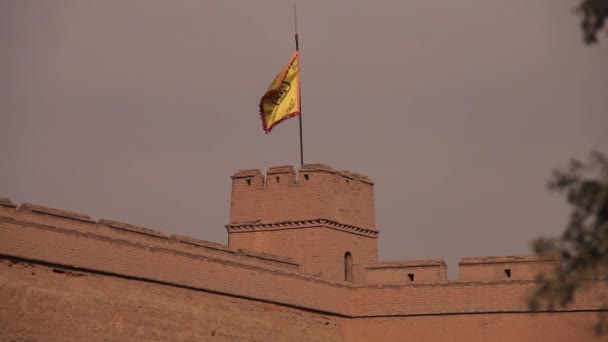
[353,280,607,316]
[319,228,377,282]
[341,313,605,342]
[228,226,332,277]
[228,225,378,281]
[0,258,344,342]
[230,223,378,281]
[0,204,353,316]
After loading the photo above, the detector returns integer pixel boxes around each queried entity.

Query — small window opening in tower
[346,179,350,184]
[504,269,511,278]
[304,174,309,180]
[407,273,414,281]
[344,252,353,282]
[276,176,280,183]
[246,179,251,186]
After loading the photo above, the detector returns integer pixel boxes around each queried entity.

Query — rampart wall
[0,201,352,316]
[1,190,607,341]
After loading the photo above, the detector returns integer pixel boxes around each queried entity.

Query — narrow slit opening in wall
[304,174,309,180]
[246,179,251,186]
[504,269,511,278]
[276,176,280,183]
[344,252,353,282]
[407,273,414,281]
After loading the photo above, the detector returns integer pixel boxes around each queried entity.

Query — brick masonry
[0,164,606,341]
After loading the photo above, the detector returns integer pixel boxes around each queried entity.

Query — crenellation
[229,164,376,229]
[299,163,336,174]
[339,170,374,185]
[231,169,264,179]
[266,165,297,185]
[231,168,264,189]
[229,165,373,194]
[266,165,296,175]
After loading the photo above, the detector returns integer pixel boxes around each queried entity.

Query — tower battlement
[230,164,375,230]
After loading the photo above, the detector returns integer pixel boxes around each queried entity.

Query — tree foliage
[529,151,608,334]
[578,0,608,44]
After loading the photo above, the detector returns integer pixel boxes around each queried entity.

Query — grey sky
[1,0,607,278]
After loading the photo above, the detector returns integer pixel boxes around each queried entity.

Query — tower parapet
[229,164,375,229]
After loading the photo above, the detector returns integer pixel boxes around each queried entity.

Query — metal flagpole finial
[294,3,299,35]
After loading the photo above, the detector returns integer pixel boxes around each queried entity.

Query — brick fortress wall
[1,164,606,341]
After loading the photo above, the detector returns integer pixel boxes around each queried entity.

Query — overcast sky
[1,0,606,278]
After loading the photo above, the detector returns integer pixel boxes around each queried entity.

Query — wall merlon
[299,163,336,174]
[266,165,295,175]
[20,203,96,224]
[357,175,373,185]
[298,164,374,184]
[231,169,265,189]
[99,219,168,239]
[339,170,374,185]
[231,169,264,179]
[0,197,17,208]
[366,259,448,284]
[267,165,296,184]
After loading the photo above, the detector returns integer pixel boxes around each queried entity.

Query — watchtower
[226,164,379,282]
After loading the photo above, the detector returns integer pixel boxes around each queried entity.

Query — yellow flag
[259,52,300,133]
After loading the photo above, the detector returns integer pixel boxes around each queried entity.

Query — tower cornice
[226,218,379,238]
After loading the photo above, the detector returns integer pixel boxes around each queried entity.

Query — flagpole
[294,3,304,166]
